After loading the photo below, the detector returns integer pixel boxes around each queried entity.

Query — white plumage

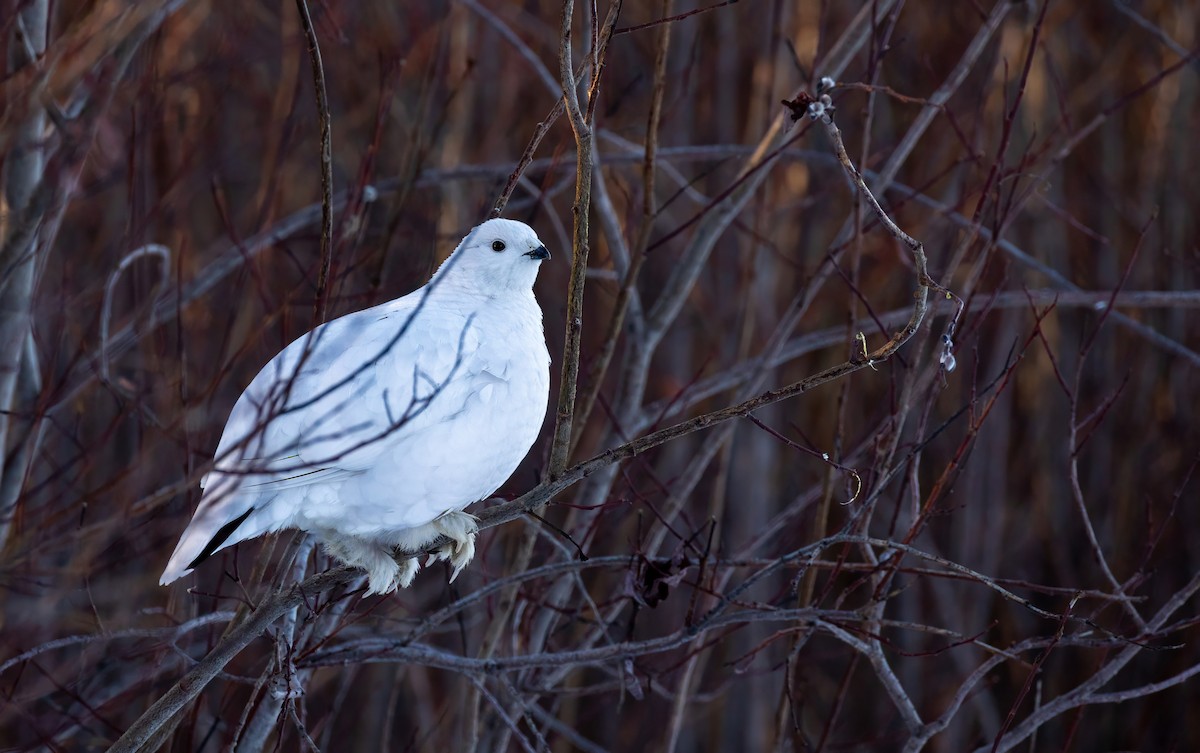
[160,218,552,594]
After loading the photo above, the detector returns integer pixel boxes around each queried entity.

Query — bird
[160,218,552,594]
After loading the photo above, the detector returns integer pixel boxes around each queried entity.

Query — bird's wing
[213,291,486,492]
[161,289,487,583]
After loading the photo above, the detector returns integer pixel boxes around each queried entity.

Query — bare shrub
[1,1,1198,751]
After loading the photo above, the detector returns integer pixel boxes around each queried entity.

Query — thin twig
[571,0,672,449]
[547,0,616,476]
[295,0,335,324]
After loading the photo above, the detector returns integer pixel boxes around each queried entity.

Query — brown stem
[295,0,335,325]
[571,0,671,451]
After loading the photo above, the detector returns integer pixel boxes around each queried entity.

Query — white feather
[161,218,552,593]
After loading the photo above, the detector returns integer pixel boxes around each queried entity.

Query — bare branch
[295,0,335,324]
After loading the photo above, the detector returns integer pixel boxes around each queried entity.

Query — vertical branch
[547,0,598,478]
[571,0,672,448]
[462,6,622,745]
[0,0,48,544]
[295,0,335,325]
[0,334,42,516]
[0,2,186,549]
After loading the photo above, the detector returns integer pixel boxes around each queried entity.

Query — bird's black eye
[491,240,506,252]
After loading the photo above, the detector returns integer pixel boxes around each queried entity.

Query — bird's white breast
[289,290,550,536]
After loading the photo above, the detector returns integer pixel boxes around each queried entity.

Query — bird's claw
[430,510,479,583]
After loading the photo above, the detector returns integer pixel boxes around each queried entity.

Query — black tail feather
[186,507,255,570]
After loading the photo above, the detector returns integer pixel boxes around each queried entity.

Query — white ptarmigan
[160,218,552,594]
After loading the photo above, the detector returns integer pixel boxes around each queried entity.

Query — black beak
[524,245,550,261]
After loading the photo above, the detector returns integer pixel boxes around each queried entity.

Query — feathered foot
[322,533,419,595]
[428,510,478,583]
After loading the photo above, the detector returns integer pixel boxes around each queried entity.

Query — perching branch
[106,567,358,753]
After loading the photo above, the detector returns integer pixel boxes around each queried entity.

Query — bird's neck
[432,273,538,305]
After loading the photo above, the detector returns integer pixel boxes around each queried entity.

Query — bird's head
[433,218,551,294]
